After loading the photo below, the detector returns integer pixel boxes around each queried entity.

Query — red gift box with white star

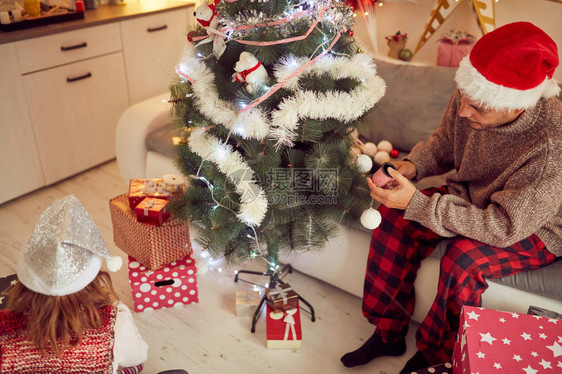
[128,254,198,313]
[452,305,562,374]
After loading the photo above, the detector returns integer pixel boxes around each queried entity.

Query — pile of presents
[236,283,303,349]
[109,175,198,313]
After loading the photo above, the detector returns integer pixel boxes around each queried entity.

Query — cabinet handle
[147,24,168,32]
[66,72,92,83]
[60,42,88,51]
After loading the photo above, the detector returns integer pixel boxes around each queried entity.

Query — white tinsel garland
[177,45,270,140]
[177,46,385,147]
[274,53,378,90]
[188,129,268,226]
[270,54,386,147]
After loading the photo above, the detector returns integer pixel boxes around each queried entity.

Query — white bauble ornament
[361,208,382,230]
[374,150,390,165]
[377,140,393,153]
[356,154,373,173]
[363,142,378,156]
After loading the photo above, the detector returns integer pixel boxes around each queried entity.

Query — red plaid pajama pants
[362,187,557,364]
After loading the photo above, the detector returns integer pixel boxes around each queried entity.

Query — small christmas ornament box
[109,194,191,270]
[235,289,261,318]
[266,301,302,349]
[134,197,170,225]
[452,305,562,374]
[128,254,198,313]
[265,283,298,312]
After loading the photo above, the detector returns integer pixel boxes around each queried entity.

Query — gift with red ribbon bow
[134,197,170,225]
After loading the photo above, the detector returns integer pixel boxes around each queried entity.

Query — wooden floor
[0,160,419,374]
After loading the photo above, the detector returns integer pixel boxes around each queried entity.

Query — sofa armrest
[115,93,172,183]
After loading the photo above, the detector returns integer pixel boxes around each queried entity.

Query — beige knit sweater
[405,90,562,257]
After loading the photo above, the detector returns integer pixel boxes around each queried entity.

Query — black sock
[399,350,431,373]
[340,332,406,368]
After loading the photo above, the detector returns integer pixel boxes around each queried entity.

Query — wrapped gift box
[266,301,302,349]
[235,289,261,318]
[110,194,191,270]
[128,254,198,313]
[265,283,298,312]
[134,197,170,225]
[452,306,562,374]
[128,176,184,209]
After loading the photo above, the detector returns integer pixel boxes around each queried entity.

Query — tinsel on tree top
[170,0,386,272]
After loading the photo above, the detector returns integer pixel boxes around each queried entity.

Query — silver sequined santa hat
[17,195,122,296]
[455,21,560,111]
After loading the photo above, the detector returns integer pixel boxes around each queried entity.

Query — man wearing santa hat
[341,21,561,373]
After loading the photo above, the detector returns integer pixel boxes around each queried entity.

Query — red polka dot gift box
[110,194,191,270]
[128,254,198,313]
[452,305,562,374]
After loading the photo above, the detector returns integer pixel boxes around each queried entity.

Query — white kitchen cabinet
[15,23,122,74]
[22,52,129,185]
[121,7,193,104]
[0,43,45,203]
[0,4,193,204]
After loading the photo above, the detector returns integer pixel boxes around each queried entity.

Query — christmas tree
[170,0,386,275]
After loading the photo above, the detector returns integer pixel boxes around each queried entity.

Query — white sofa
[116,97,562,322]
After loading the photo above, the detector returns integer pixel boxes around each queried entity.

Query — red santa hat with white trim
[455,21,560,111]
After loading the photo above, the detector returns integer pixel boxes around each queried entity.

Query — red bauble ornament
[187,31,196,42]
[349,30,354,37]
[390,149,399,158]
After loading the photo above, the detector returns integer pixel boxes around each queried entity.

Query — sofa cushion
[430,240,561,301]
[360,58,457,152]
[145,125,181,159]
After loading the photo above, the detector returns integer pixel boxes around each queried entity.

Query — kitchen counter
[0,0,195,44]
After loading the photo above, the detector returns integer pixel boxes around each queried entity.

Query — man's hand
[386,160,417,188]
[392,160,417,180]
[366,167,417,210]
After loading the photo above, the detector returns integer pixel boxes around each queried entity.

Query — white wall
[353,0,562,81]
